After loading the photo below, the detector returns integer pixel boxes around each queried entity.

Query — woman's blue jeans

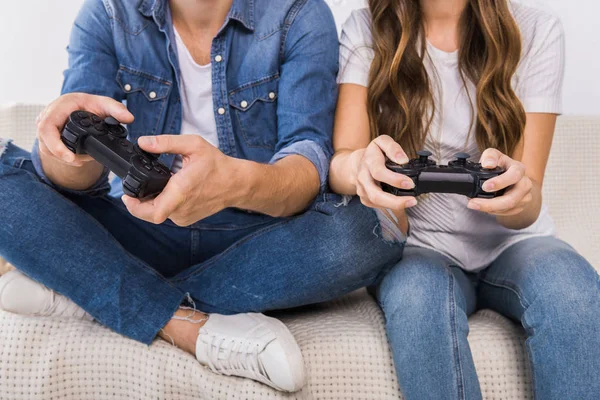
[0,142,404,345]
[375,237,600,400]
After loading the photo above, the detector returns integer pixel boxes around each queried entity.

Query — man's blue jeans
[0,142,404,345]
[375,238,600,400]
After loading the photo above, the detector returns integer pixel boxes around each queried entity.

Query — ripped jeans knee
[374,208,407,244]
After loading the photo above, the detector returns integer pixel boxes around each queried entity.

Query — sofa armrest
[0,104,46,151]
[543,116,600,272]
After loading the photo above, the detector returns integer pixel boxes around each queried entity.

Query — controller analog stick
[454,152,471,166]
[416,150,432,163]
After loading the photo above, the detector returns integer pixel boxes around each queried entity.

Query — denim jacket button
[215,55,223,63]
[124,84,132,92]
[241,100,248,109]
[149,91,157,99]
[269,92,276,100]
[218,108,226,115]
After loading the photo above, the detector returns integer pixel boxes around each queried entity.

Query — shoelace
[205,334,266,380]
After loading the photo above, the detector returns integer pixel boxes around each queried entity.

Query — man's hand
[122,135,242,226]
[37,93,134,190]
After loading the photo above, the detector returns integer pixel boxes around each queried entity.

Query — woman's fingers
[469,177,533,214]
[372,135,409,164]
[482,162,526,192]
[357,168,417,210]
[479,148,504,169]
[364,140,414,189]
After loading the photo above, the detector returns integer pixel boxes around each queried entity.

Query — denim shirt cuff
[270,140,329,192]
[31,139,111,197]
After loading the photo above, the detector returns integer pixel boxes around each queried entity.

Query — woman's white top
[338,1,565,270]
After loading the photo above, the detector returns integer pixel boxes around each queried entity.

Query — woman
[330,0,600,399]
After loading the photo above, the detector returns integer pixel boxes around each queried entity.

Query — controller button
[120,139,128,146]
[80,119,92,127]
[62,130,78,144]
[95,123,106,132]
[91,115,101,123]
[104,116,120,126]
[76,111,88,119]
[417,150,433,157]
[124,175,141,190]
[126,148,134,154]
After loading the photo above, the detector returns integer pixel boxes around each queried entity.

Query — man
[0,0,404,392]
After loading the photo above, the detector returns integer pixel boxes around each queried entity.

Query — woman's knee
[376,248,458,319]
[516,240,599,317]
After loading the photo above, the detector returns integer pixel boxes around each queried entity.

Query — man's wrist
[223,156,255,210]
[38,145,104,191]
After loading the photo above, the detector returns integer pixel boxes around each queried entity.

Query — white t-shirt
[171,27,219,173]
[338,1,565,271]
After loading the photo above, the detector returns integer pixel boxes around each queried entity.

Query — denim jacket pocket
[229,76,279,150]
[116,66,172,138]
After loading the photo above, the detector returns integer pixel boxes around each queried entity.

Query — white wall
[0,0,598,115]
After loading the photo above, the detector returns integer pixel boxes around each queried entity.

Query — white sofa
[0,104,598,400]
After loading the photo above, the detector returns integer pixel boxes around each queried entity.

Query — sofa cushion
[0,291,535,400]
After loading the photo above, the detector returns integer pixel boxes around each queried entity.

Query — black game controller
[381,151,506,199]
[61,111,171,199]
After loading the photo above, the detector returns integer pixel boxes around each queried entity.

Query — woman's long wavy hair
[367,0,526,157]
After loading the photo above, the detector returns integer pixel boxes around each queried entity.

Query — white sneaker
[196,313,305,392]
[0,270,93,321]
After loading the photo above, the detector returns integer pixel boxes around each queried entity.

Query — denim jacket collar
[138,0,255,31]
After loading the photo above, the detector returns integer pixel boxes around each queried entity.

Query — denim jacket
[32,0,339,227]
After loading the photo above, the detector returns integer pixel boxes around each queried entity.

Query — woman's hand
[354,135,418,211]
[122,135,240,226]
[467,148,534,216]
